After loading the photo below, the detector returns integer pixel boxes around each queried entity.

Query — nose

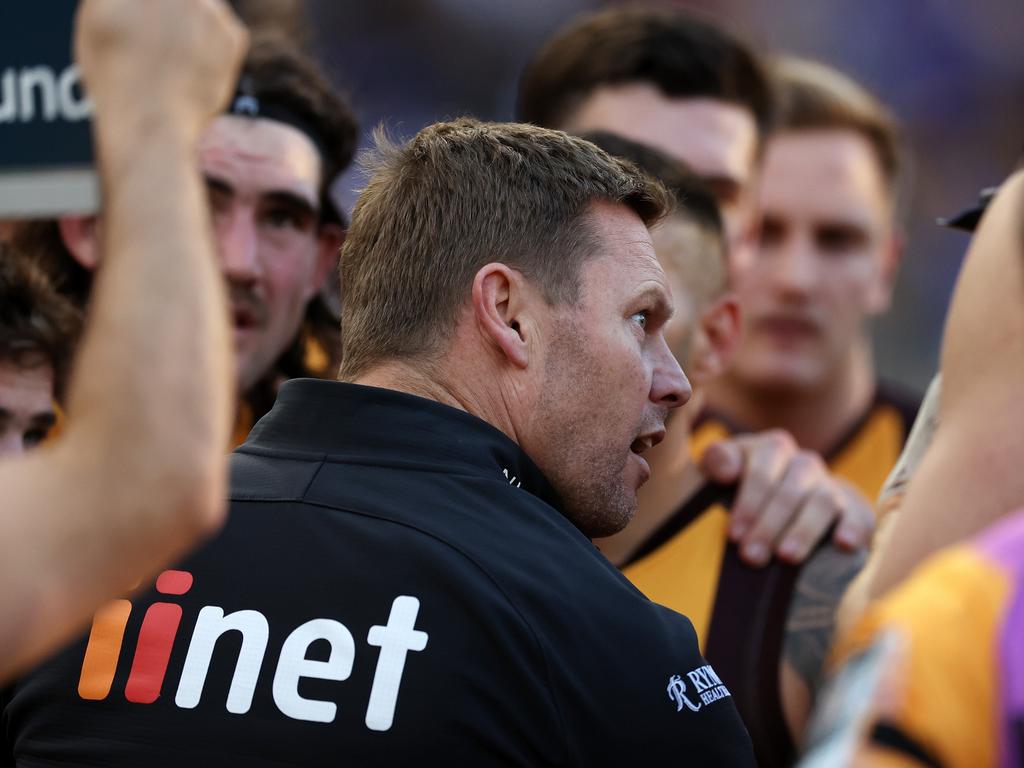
[217,208,262,283]
[771,234,817,298]
[651,336,692,410]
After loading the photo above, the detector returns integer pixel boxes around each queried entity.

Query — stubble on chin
[532,319,640,538]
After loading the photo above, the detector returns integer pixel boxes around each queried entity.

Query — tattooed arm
[780,544,867,743]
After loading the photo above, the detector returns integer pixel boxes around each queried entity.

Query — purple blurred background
[290,0,1024,390]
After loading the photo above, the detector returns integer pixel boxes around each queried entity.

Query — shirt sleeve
[829,546,1010,768]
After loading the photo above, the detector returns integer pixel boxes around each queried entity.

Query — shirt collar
[243,378,564,512]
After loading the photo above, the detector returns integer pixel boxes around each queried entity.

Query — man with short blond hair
[4,118,755,766]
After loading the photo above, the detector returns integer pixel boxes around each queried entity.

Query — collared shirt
[3,379,755,767]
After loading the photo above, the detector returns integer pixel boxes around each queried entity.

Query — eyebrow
[0,408,56,428]
[30,411,57,430]
[635,286,675,322]
[203,175,320,219]
[697,174,743,199]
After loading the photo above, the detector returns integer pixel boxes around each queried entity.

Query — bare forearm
[0,136,232,679]
[863,173,1024,601]
[67,126,232,502]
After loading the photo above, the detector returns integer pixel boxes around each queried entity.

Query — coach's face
[525,201,691,537]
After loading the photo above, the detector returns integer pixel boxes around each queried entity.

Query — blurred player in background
[0,252,79,457]
[14,35,357,443]
[702,57,919,502]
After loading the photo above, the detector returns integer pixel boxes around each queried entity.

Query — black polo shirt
[2,379,755,767]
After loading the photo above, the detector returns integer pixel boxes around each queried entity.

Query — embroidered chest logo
[667,665,732,712]
[502,467,522,488]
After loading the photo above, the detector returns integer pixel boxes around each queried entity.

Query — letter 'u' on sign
[272,619,356,723]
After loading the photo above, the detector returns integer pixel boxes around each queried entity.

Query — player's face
[565,83,760,262]
[526,201,691,537]
[199,115,328,392]
[729,130,895,393]
[0,361,56,457]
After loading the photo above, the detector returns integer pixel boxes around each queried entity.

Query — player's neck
[595,406,706,567]
[708,338,876,455]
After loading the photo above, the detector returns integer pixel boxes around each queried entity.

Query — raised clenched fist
[74,0,248,144]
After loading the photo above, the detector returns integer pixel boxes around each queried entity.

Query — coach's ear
[688,292,741,384]
[58,215,101,270]
[472,263,535,369]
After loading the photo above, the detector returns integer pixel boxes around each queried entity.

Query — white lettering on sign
[0,65,92,124]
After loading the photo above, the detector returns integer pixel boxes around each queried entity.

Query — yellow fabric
[833,547,1009,768]
[828,404,907,505]
[43,401,65,442]
[622,504,729,649]
[691,402,909,512]
[303,334,332,377]
[231,400,254,449]
[689,419,731,463]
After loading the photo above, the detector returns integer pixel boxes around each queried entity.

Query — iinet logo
[77,570,429,731]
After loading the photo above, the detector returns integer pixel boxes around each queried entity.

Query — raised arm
[0,0,246,681]
[860,170,1024,603]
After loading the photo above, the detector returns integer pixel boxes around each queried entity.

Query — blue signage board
[0,0,97,217]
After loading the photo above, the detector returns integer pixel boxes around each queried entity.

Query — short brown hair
[773,56,904,204]
[0,246,81,400]
[518,7,773,141]
[339,118,672,379]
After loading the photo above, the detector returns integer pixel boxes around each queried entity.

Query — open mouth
[232,305,260,332]
[757,315,820,338]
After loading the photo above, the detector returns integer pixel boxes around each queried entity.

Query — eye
[23,428,48,449]
[265,207,302,230]
[759,217,786,249]
[815,223,868,254]
[630,311,648,330]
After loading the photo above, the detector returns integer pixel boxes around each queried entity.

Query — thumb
[700,440,744,483]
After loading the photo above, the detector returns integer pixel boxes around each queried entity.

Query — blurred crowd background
[243,0,1024,391]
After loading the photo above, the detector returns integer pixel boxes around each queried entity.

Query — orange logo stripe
[78,599,132,700]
